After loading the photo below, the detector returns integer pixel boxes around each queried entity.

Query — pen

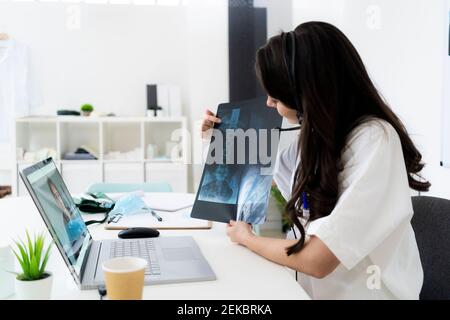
[150,209,163,222]
[302,191,310,219]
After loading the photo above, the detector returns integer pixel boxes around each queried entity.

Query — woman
[201,22,429,299]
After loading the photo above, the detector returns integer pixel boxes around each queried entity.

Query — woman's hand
[201,109,221,139]
[226,220,254,246]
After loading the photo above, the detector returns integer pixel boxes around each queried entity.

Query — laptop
[20,158,216,290]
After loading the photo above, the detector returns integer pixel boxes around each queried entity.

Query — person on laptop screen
[46,178,85,259]
[201,22,429,300]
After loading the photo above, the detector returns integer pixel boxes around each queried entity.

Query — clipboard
[104,193,212,230]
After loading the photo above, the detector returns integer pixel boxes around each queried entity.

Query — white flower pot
[14,273,53,300]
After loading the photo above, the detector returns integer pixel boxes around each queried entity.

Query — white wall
[442,0,450,168]
[266,0,292,37]
[0,0,292,191]
[4,1,445,198]
[0,2,189,116]
[0,0,230,191]
[292,0,450,199]
[188,0,298,188]
[187,0,229,190]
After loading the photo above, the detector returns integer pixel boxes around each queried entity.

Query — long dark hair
[255,22,430,255]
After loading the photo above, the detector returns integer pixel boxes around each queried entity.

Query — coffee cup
[102,257,147,300]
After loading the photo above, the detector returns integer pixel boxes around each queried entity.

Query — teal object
[87,182,172,194]
[109,193,150,217]
[66,217,86,242]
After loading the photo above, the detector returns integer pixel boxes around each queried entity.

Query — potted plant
[11,231,53,300]
[270,185,292,233]
[80,104,94,116]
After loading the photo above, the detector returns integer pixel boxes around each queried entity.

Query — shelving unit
[16,120,58,159]
[13,116,188,196]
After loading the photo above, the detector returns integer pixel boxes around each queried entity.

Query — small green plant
[80,104,94,113]
[11,231,53,281]
[270,185,292,233]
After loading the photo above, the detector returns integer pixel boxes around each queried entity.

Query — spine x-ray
[191,97,282,224]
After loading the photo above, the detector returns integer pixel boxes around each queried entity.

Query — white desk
[0,195,310,300]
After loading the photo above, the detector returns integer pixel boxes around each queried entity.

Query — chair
[87,182,172,194]
[411,196,450,300]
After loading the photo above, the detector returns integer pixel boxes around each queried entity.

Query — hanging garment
[0,39,42,143]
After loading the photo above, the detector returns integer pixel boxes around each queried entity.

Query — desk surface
[0,195,309,300]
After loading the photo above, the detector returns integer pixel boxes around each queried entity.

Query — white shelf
[19,159,185,164]
[59,160,101,164]
[144,158,184,163]
[16,117,57,123]
[17,160,36,165]
[17,116,186,123]
[101,159,143,163]
[13,116,189,196]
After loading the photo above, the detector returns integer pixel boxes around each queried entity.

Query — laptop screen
[21,158,92,282]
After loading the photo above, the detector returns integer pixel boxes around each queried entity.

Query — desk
[0,195,310,300]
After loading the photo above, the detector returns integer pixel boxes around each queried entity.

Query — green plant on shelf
[11,230,53,281]
[270,185,292,233]
[81,104,94,113]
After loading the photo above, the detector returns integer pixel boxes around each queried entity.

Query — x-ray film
[191,97,283,224]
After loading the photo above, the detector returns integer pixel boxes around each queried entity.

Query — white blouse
[274,119,423,300]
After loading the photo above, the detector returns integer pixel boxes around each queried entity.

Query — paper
[157,85,170,117]
[143,192,194,211]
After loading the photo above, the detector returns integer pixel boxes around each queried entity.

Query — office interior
[0,0,449,301]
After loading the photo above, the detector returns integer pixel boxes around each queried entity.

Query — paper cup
[102,257,147,300]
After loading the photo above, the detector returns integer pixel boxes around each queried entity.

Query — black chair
[411,196,450,300]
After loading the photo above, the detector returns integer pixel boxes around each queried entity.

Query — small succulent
[81,104,94,113]
[11,231,53,281]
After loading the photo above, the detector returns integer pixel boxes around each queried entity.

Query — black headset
[275,31,302,132]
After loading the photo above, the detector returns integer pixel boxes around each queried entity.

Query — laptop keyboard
[110,239,160,275]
